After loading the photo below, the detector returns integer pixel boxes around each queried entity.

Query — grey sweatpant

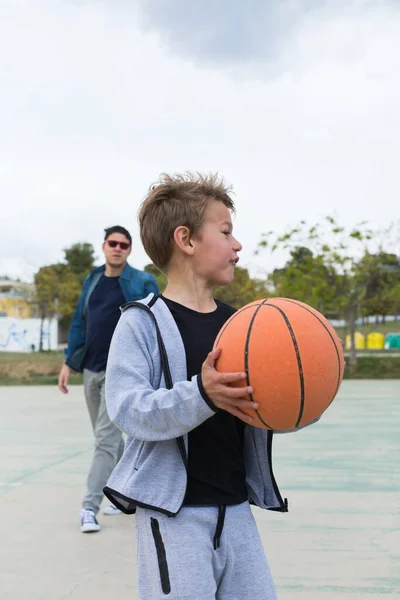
[82,369,124,514]
[136,501,277,600]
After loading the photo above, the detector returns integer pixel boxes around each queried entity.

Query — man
[58,225,159,533]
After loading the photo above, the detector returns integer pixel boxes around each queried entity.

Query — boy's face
[192,200,242,286]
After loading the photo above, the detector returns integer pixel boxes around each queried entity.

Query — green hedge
[0,353,399,385]
[0,373,84,386]
[343,357,400,379]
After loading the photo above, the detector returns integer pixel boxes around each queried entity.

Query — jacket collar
[92,262,133,280]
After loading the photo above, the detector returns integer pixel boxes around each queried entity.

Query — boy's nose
[233,237,242,252]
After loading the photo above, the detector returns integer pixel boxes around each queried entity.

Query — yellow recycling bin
[345,332,365,350]
[366,332,385,350]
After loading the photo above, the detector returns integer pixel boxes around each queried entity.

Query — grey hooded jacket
[104,294,302,516]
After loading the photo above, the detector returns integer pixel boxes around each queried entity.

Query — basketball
[214,298,345,430]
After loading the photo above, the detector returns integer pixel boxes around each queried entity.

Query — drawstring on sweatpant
[213,505,226,550]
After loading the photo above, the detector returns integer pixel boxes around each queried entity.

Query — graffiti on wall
[0,318,58,352]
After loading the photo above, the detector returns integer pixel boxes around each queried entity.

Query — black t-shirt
[161,296,248,506]
[84,275,126,372]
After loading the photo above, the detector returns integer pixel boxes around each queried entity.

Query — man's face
[102,233,131,268]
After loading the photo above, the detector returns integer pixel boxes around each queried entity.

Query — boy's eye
[222,231,230,236]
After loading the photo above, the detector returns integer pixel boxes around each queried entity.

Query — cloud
[136,0,280,64]
[136,0,388,66]
[0,0,399,281]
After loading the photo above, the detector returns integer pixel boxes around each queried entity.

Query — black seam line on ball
[214,304,261,349]
[279,298,342,404]
[264,301,305,429]
[244,299,273,429]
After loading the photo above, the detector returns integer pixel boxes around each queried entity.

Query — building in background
[0,277,36,318]
[0,277,58,352]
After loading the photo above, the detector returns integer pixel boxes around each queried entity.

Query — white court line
[0,482,22,487]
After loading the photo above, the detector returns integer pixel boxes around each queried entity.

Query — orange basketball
[214,298,344,430]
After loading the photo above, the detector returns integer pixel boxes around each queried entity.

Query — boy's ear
[173,226,195,256]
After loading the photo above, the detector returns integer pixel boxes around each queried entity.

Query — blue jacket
[65,263,159,372]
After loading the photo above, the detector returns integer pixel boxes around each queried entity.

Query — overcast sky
[1,0,399,281]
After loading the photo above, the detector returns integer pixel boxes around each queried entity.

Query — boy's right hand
[201,347,258,424]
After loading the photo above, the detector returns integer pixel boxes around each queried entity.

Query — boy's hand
[58,363,71,394]
[201,347,258,423]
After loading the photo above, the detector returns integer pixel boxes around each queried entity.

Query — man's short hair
[104,225,132,246]
[138,172,235,271]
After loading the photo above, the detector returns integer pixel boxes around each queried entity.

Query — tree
[144,264,168,293]
[389,282,400,319]
[359,251,400,321]
[270,246,337,317]
[257,216,375,371]
[34,266,56,350]
[64,243,95,284]
[34,264,81,350]
[214,266,269,308]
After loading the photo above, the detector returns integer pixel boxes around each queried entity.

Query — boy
[104,174,287,599]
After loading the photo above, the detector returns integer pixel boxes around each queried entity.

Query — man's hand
[201,347,258,424]
[58,363,71,394]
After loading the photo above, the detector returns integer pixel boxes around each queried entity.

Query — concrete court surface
[1,381,399,600]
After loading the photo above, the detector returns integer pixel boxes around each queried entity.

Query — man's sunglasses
[106,240,130,250]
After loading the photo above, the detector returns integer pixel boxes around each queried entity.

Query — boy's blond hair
[138,172,235,271]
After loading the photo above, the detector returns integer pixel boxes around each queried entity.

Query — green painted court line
[5,448,91,485]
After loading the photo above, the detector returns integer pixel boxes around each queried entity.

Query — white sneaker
[102,505,122,516]
[80,509,100,533]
